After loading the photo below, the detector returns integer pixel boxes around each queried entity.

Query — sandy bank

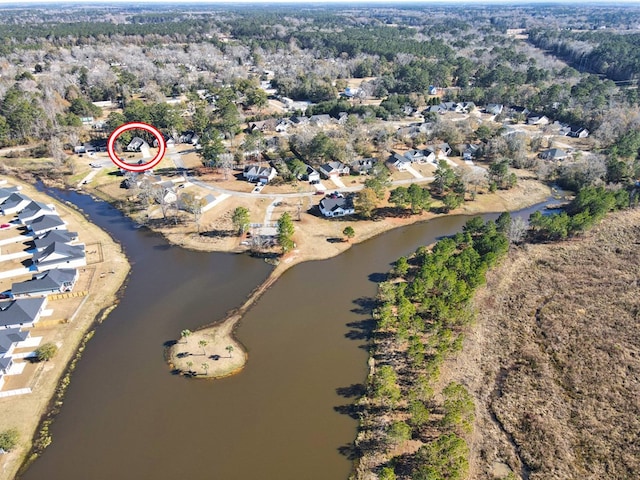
[0,176,130,480]
[168,178,551,379]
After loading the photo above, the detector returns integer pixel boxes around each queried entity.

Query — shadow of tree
[336,383,366,398]
[200,229,236,238]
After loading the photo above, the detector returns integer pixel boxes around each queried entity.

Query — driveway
[404,165,424,179]
[329,176,346,188]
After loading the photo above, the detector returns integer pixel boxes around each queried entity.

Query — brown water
[19,189,549,480]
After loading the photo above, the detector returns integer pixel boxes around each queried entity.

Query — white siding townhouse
[32,242,86,272]
[0,297,47,329]
[18,201,56,224]
[11,269,79,298]
[26,214,67,237]
[0,193,31,215]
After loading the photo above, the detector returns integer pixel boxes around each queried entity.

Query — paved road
[167,147,440,199]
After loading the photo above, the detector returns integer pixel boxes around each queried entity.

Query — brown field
[447,208,640,479]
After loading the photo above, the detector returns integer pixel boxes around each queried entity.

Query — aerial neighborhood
[0,181,86,393]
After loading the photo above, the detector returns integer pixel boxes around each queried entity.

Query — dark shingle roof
[0,298,46,327]
[0,328,29,355]
[27,215,65,232]
[33,242,85,266]
[11,269,77,296]
[33,230,78,250]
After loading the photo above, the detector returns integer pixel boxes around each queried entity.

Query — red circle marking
[107,122,166,172]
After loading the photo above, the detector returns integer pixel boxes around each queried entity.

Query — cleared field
[449,209,640,480]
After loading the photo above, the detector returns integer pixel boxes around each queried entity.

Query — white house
[18,201,56,224]
[319,161,350,178]
[243,165,277,184]
[12,269,79,298]
[26,214,67,237]
[304,165,321,183]
[32,242,86,272]
[0,328,34,390]
[0,193,31,215]
[33,230,78,252]
[319,194,355,218]
[0,297,47,329]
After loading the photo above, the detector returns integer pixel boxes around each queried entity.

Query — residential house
[75,139,107,154]
[304,165,321,183]
[539,148,569,161]
[510,106,531,119]
[460,102,476,113]
[0,297,47,329]
[569,126,589,138]
[26,215,66,237]
[275,119,290,133]
[463,144,481,161]
[438,143,453,157]
[33,230,78,252]
[351,158,377,175]
[153,134,176,148]
[179,131,200,145]
[442,102,462,113]
[390,152,412,171]
[126,137,150,152]
[485,104,504,115]
[527,114,550,126]
[319,194,355,217]
[0,186,21,205]
[319,161,350,178]
[32,242,86,272]
[1,193,32,215]
[18,201,55,225]
[310,114,332,126]
[428,85,439,95]
[243,165,277,184]
[426,104,446,114]
[0,328,32,389]
[342,87,359,98]
[337,112,349,125]
[11,269,79,298]
[290,116,309,126]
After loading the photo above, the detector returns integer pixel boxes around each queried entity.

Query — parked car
[315,190,325,195]
[0,223,11,229]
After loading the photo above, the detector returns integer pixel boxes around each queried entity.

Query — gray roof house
[243,165,277,184]
[303,165,321,182]
[319,161,350,178]
[0,193,32,215]
[310,114,332,126]
[18,201,55,225]
[126,137,150,152]
[485,104,504,115]
[569,126,589,138]
[0,186,21,205]
[26,214,67,237]
[0,328,29,359]
[319,194,355,217]
[32,242,86,272]
[33,230,78,252]
[0,328,31,385]
[0,297,47,329]
[12,269,79,298]
[539,148,568,161]
[351,158,377,175]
